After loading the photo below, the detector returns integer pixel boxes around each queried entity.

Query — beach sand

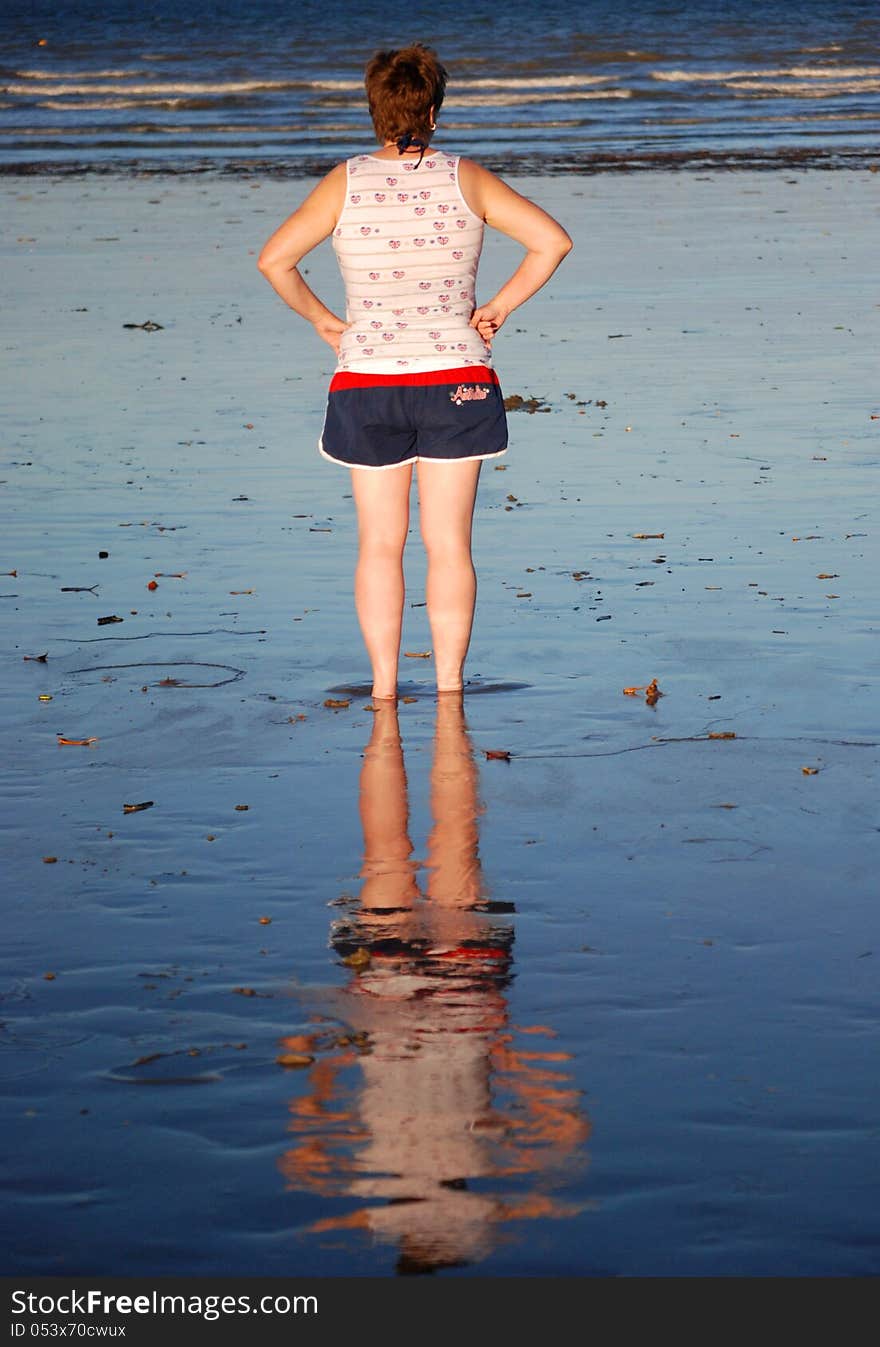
[2,168,879,1276]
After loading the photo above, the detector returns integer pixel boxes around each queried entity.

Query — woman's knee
[421,528,473,565]
[358,527,408,562]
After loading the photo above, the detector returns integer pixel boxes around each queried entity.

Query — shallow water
[2,169,879,1275]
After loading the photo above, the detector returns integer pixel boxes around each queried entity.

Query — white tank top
[331,149,492,374]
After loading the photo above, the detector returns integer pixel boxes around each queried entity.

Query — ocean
[1,0,879,174]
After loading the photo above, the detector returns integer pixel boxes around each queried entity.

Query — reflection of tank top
[332,150,492,375]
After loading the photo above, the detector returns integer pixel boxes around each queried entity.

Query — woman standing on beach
[258,43,572,699]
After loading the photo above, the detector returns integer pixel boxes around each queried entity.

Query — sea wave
[8,121,358,135]
[724,79,880,96]
[436,75,618,89]
[11,67,880,103]
[652,65,880,82]
[15,83,634,106]
[7,73,622,96]
[13,68,148,79]
[9,108,874,142]
[32,98,227,111]
[5,79,326,95]
[412,90,632,107]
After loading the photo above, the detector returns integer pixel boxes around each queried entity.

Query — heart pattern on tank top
[333,151,489,374]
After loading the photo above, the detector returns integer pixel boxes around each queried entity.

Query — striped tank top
[331,149,491,375]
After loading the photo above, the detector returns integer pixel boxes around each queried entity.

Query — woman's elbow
[558,230,573,258]
[257,245,291,274]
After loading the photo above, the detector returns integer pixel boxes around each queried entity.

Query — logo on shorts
[450,384,489,405]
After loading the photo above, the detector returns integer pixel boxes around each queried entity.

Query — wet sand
[2,168,879,1276]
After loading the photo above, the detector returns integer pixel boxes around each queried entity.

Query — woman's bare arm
[458,159,573,344]
[257,163,349,352]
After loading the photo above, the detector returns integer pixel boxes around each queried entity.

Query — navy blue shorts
[318,364,508,470]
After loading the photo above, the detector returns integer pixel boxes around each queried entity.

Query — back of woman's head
[364,43,448,144]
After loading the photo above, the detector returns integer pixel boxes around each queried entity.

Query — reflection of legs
[359,701,420,911]
[355,691,498,1257]
[425,691,486,926]
[417,459,482,693]
[351,464,413,700]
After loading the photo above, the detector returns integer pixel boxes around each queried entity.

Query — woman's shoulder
[456,155,502,189]
[294,160,348,230]
[308,160,348,193]
[456,156,502,220]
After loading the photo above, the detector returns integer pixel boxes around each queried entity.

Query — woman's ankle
[371,681,398,700]
[434,663,465,693]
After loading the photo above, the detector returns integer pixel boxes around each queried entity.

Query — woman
[258,43,572,700]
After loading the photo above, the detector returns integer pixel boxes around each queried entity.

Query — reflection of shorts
[318,365,508,470]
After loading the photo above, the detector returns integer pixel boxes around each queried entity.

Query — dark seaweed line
[66,660,245,687]
[2,144,878,179]
[55,628,266,642]
[516,734,878,760]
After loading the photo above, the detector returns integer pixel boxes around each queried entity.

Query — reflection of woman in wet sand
[277,695,589,1273]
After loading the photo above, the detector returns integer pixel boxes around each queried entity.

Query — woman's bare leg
[350,464,413,700]
[416,458,482,693]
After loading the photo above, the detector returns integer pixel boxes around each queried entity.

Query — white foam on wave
[14,68,148,79]
[6,79,309,96]
[14,118,361,133]
[9,72,621,99]
[33,98,193,110]
[725,79,880,96]
[10,70,617,94]
[649,109,880,127]
[267,74,618,91]
[11,80,633,105]
[446,90,631,107]
[652,65,880,82]
[445,75,617,89]
[300,79,364,91]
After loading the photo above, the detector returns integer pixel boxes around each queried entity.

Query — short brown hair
[364,43,447,144]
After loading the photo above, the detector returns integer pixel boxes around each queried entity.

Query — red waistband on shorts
[330,364,499,392]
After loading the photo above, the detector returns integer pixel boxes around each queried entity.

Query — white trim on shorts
[317,435,508,469]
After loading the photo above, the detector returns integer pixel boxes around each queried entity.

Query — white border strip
[454,153,486,227]
[418,446,509,464]
[317,437,508,470]
[318,440,417,469]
